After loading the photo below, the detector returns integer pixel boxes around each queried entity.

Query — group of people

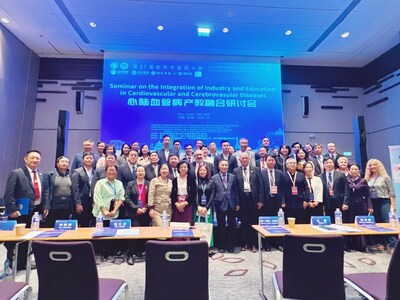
[3,136,397,269]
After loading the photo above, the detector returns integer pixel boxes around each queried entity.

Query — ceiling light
[341,31,350,38]
[157,25,164,31]
[198,27,211,37]
[285,30,292,36]
[89,22,97,28]
[1,17,10,24]
[222,27,229,33]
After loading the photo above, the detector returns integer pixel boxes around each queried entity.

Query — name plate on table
[355,216,375,226]
[110,219,131,229]
[54,220,77,230]
[311,216,331,226]
[0,220,17,231]
[259,216,279,226]
[172,229,194,237]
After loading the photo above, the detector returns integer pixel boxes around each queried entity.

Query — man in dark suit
[70,139,98,171]
[309,143,324,175]
[320,157,350,222]
[211,160,239,253]
[71,152,95,227]
[214,140,237,174]
[189,149,214,179]
[323,142,343,168]
[157,135,179,165]
[117,150,140,189]
[260,155,285,251]
[233,152,264,252]
[145,152,160,181]
[181,144,194,162]
[255,147,268,171]
[282,158,310,224]
[168,154,180,180]
[4,150,49,270]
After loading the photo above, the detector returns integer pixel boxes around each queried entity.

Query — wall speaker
[56,110,70,163]
[75,91,84,114]
[353,116,368,171]
[302,96,309,118]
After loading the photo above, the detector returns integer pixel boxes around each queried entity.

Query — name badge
[309,193,314,201]
[201,195,207,205]
[270,186,278,195]
[291,186,298,195]
[329,187,334,196]
[370,187,378,199]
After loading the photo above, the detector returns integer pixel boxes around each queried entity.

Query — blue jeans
[371,198,397,247]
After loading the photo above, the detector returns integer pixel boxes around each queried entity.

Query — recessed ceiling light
[341,31,350,38]
[222,27,229,33]
[157,25,164,31]
[285,30,292,36]
[89,21,97,28]
[1,17,10,24]
[198,27,211,37]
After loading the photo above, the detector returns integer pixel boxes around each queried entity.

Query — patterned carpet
[0,244,392,299]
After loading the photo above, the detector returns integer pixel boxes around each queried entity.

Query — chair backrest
[282,234,345,300]
[145,240,209,300]
[32,241,99,300]
[386,239,400,300]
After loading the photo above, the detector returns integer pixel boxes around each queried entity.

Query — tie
[32,171,41,202]
[173,168,177,177]
[328,172,332,185]
[269,170,274,186]
[188,156,191,163]
[132,165,136,176]
[222,174,227,188]
[261,158,266,170]
[330,154,334,159]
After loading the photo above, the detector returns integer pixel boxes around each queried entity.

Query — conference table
[0,226,202,282]
[252,223,400,300]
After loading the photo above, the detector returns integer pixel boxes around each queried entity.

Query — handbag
[195,215,213,247]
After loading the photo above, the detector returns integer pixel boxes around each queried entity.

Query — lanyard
[137,181,145,198]
[200,180,207,195]
[107,181,117,197]
[287,171,297,187]
[370,176,379,187]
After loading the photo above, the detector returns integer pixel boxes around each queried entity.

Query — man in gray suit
[157,135,179,165]
[4,150,49,270]
[211,160,239,253]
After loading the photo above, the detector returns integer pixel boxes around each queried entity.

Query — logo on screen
[195,71,202,77]
[110,62,119,69]
[120,62,129,70]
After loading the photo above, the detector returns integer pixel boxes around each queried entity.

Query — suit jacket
[171,175,197,207]
[210,173,238,212]
[274,156,287,172]
[323,152,343,167]
[117,163,137,189]
[91,166,106,195]
[189,161,215,178]
[260,168,285,214]
[124,180,150,217]
[4,166,49,214]
[213,153,238,174]
[320,170,350,210]
[282,171,310,209]
[145,164,159,182]
[157,148,179,165]
[70,152,98,172]
[309,156,323,175]
[233,166,264,209]
[71,167,94,207]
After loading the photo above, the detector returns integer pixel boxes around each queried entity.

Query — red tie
[32,171,41,202]
[188,156,191,163]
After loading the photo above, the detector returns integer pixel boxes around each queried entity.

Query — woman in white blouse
[303,161,323,222]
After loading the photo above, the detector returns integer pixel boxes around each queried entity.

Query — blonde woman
[365,159,397,250]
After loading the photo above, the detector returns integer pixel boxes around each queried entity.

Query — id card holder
[270,185,278,195]
[309,193,314,201]
[370,187,378,199]
[138,199,143,208]
[201,195,207,206]
[329,187,334,196]
[291,186,298,195]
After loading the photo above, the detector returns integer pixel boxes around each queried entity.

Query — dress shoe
[219,248,226,253]
[277,246,284,252]
[251,246,258,253]
[127,256,135,266]
[227,247,234,253]
[263,246,271,252]
[344,247,352,253]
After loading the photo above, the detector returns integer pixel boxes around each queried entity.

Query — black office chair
[272,234,345,300]
[344,239,400,300]
[32,241,128,300]
[145,240,209,300]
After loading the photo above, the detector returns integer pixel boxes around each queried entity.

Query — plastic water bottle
[334,208,343,225]
[31,212,40,231]
[277,208,285,226]
[96,212,103,229]
[389,209,398,227]
[161,210,169,229]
